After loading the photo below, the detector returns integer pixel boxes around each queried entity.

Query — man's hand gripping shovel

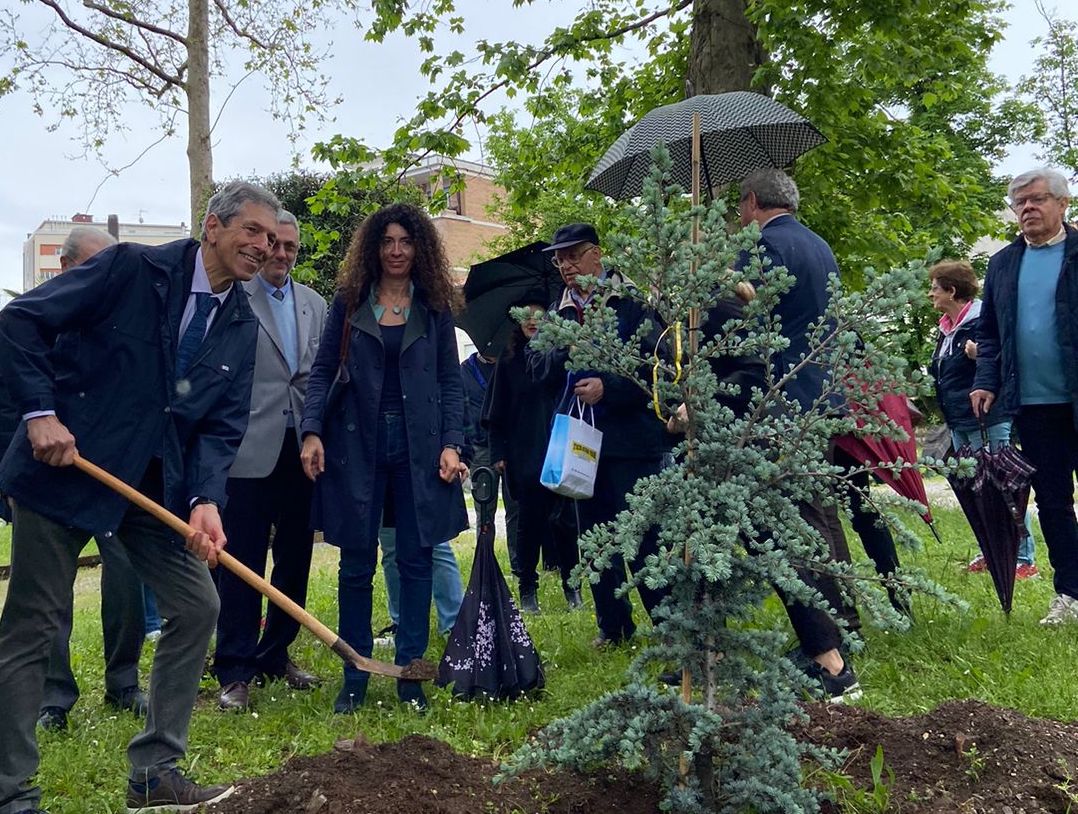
[72,453,435,681]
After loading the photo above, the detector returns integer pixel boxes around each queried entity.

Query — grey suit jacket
[229,277,328,479]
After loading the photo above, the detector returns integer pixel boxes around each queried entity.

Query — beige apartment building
[22,214,190,292]
[401,156,508,282]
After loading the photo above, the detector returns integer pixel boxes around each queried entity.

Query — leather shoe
[104,686,148,717]
[281,661,320,691]
[218,681,250,711]
[37,706,68,732]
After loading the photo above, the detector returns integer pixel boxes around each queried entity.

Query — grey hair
[61,225,116,262]
[740,168,800,212]
[200,182,281,239]
[277,209,299,229]
[1008,167,1071,200]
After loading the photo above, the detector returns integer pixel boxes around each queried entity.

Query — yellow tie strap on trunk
[652,322,684,420]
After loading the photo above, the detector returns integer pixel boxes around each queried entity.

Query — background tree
[1018,2,1078,184]
[1,0,359,228]
[335,1,1036,274]
[343,0,1042,385]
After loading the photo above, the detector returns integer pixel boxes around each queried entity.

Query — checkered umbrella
[585,91,826,200]
[949,437,1035,614]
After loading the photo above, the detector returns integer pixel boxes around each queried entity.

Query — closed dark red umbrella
[948,437,1034,613]
[834,393,934,526]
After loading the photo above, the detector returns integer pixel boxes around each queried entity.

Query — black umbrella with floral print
[437,467,544,700]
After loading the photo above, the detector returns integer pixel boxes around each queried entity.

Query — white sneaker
[1039,593,1078,625]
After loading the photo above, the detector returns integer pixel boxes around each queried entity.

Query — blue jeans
[379,527,464,635]
[143,584,162,634]
[337,413,433,689]
[952,421,1036,565]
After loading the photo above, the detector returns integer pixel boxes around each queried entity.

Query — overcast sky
[0,1,1054,295]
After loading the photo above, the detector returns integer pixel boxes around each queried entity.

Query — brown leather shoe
[218,681,250,711]
[282,661,320,691]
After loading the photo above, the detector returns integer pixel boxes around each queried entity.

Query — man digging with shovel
[0,182,279,814]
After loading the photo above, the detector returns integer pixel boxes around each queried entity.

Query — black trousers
[1015,404,1078,599]
[777,496,859,658]
[832,445,905,612]
[577,456,667,642]
[514,483,579,590]
[214,430,314,685]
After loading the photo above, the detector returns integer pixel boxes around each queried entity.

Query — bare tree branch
[83,110,180,211]
[35,0,181,86]
[80,0,188,46]
[212,0,271,49]
[27,56,164,96]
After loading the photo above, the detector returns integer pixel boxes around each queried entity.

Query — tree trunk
[685,0,768,96]
[186,0,213,234]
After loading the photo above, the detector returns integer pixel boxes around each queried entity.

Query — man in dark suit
[20,227,153,733]
[0,181,278,814]
[737,168,861,703]
[214,210,327,711]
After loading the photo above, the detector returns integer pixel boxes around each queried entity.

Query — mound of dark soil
[210,733,661,814]
[799,699,1078,812]
[212,699,1078,813]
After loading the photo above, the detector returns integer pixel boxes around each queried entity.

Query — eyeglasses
[1010,193,1056,210]
[550,245,597,270]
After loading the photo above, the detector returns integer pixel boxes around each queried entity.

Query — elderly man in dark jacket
[0,181,278,814]
[527,223,669,646]
[971,166,1078,625]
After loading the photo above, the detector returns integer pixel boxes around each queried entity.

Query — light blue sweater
[1016,241,1068,404]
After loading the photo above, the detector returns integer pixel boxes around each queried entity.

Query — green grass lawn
[2,503,1077,813]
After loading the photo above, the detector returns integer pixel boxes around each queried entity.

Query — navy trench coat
[301,291,468,549]
[0,239,258,536]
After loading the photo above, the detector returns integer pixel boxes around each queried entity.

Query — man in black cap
[526,223,668,646]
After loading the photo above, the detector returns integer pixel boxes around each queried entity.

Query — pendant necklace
[392,303,403,315]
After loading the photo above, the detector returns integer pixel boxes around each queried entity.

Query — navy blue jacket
[973,225,1078,429]
[460,352,495,454]
[739,214,843,413]
[525,273,668,461]
[0,239,258,536]
[931,301,1013,432]
[301,292,468,549]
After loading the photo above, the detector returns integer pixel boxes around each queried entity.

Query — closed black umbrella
[948,436,1035,613]
[437,467,544,700]
[585,91,826,201]
[456,241,560,358]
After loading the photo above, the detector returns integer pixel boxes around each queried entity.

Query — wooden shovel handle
[72,454,434,681]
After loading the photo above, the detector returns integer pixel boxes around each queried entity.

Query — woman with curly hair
[300,202,468,712]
